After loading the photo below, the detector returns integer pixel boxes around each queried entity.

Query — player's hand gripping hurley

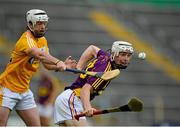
[65,68,120,81]
[74,98,143,120]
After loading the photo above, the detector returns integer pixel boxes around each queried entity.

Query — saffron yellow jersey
[0,30,49,93]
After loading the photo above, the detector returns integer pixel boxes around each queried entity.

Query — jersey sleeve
[96,50,106,58]
[15,36,35,54]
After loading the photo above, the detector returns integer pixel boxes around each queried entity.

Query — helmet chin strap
[27,24,34,31]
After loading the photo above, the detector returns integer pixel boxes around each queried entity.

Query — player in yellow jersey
[0,9,76,126]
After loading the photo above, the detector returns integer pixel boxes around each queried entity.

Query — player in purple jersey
[37,69,63,126]
[54,41,134,126]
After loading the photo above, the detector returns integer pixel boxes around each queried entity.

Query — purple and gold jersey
[65,50,112,100]
[37,75,53,104]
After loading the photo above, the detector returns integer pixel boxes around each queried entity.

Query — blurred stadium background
[0,0,180,126]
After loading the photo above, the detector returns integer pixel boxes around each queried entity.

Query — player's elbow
[88,45,100,56]
[28,47,46,61]
[89,45,96,50]
[28,47,37,55]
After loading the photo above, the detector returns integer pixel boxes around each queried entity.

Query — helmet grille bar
[34,13,46,15]
[118,44,131,46]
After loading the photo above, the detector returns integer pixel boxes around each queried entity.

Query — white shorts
[37,104,53,117]
[0,86,36,110]
[54,89,86,124]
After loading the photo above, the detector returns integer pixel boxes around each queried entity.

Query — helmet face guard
[26,9,49,38]
[111,41,134,69]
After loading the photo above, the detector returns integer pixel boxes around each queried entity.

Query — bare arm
[42,63,59,70]
[27,47,67,71]
[80,83,94,116]
[27,47,60,65]
[27,48,77,71]
[76,45,100,70]
[42,56,77,70]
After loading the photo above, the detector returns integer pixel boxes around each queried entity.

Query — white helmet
[111,41,134,60]
[26,9,49,27]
